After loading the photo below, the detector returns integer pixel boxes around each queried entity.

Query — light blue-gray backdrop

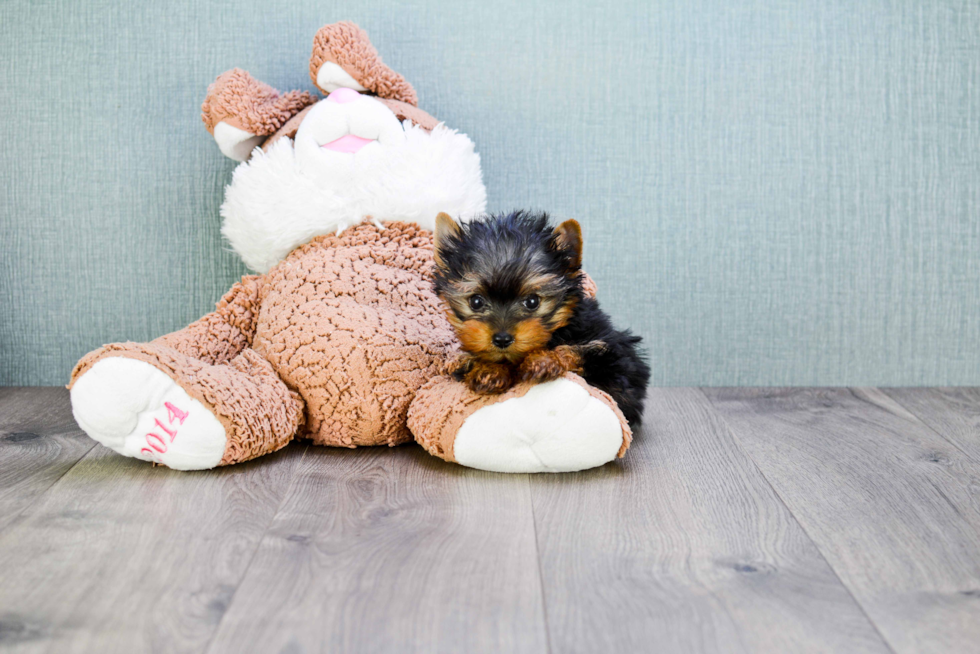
[2,0,978,386]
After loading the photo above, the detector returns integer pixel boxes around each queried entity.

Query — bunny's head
[202,22,487,272]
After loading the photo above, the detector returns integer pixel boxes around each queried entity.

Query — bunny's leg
[408,373,631,474]
[69,277,304,470]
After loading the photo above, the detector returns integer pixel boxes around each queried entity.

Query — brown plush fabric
[69,222,457,466]
[201,68,317,136]
[375,98,439,132]
[262,105,314,151]
[68,221,619,470]
[69,344,304,467]
[309,21,418,106]
[69,276,304,466]
[581,272,598,299]
[408,372,631,463]
[253,221,458,448]
[72,222,458,456]
[156,275,264,363]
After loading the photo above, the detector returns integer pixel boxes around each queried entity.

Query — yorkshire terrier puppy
[433,210,650,427]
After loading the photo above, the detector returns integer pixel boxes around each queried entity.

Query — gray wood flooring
[1,387,979,653]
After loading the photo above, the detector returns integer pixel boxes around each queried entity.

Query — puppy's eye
[468,295,486,311]
[522,295,540,310]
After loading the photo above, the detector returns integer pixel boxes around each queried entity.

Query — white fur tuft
[220,118,487,272]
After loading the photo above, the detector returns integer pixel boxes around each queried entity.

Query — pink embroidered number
[140,402,189,462]
[166,402,188,425]
[146,432,167,453]
[154,418,176,441]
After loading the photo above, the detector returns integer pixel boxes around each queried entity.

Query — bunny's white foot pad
[71,357,227,470]
[453,378,624,473]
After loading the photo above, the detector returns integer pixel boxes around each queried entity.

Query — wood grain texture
[703,387,980,654]
[0,430,307,653]
[528,388,889,654]
[0,388,95,531]
[205,446,548,654]
[7,387,980,652]
[882,388,980,465]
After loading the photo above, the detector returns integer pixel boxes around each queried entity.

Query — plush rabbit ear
[201,69,317,161]
[553,219,583,270]
[433,212,461,267]
[309,22,418,106]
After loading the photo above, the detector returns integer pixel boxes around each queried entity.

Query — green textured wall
[2,0,979,386]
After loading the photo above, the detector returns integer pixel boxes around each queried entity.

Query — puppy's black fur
[433,210,650,427]
[548,294,650,427]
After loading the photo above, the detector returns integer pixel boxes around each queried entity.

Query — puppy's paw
[464,360,515,395]
[519,346,583,383]
[449,353,474,380]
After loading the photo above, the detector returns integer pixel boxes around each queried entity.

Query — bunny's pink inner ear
[309,21,418,106]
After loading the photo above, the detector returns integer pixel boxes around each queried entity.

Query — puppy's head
[433,211,583,363]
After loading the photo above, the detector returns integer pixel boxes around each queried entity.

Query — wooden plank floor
[1,388,978,653]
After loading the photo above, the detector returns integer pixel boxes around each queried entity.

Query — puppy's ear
[553,219,583,270]
[434,212,461,267]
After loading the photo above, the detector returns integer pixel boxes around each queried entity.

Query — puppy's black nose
[492,332,514,348]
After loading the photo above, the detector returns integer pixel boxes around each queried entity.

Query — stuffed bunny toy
[69,22,631,473]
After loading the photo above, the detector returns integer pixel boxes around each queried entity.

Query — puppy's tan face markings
[440,271,574,362]
[439,271,486,318]
[455,319,496,358]
[508,318,553,360]
[433,212,585,366]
